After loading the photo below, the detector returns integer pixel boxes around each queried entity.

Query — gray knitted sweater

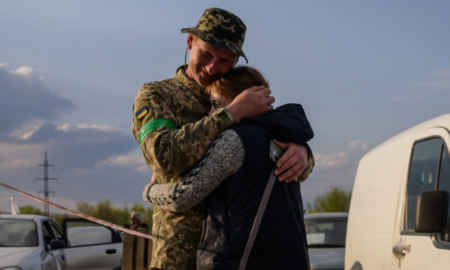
[142,129,244,212]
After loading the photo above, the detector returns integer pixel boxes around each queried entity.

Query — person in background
[130,212,148,229]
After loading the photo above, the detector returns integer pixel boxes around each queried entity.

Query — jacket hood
[241,103,313,144]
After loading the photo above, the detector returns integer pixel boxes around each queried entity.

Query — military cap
[181,8,248,63]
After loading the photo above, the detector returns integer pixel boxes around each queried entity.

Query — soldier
[132,8,315,270]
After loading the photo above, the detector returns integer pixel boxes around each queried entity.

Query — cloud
[301,140,371,204]
[0,142,42,169]
[97,149,149,172]
[412,68,450,90]
[314,151,350,169]
[0,122,138,173]
[412,81,450,90]
[389,96,428,102]
[0,63,75,141]
[56,123,122,132]
[0,63,149,208]
[431,69,450,79]
[348,140,370,152]
[15,123,138,172]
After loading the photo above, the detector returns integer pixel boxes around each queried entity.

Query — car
[346,114,450,270]
[305,212,348,270]
[0,214,122,270]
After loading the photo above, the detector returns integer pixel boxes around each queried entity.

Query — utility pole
[35,152,57,216]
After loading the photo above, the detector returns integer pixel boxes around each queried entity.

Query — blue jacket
[197,104,313,270]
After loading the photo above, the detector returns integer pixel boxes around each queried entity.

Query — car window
[49,221,64,241]
[66,220,113,247]
[405,138,443,230]
[438,145,450,241]
[42,221,56,246]
[304,217,347,247]
[0,219,38,247]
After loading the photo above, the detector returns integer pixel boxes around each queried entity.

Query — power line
[53,167,91,202]
[35,152,57,217]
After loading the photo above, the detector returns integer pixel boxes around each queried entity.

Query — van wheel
[350,262,363,270]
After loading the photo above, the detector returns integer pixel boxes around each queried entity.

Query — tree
[75,200,153,228]
[19,205,44,215]
[17,200,153,228]
[307,185,352,213]
[77,202,95,216]
[51,213,73,225]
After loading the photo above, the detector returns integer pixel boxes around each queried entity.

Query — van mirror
[415,190,449,233]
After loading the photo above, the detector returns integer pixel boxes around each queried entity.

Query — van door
[393,128,450,269]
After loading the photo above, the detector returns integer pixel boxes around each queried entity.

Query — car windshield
[0,219,38,247]
[305,216,347,248]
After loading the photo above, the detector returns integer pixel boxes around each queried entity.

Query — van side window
[438,145,450,231]
[406,138,443,230]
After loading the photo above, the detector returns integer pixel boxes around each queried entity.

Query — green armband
[139,119,177,144]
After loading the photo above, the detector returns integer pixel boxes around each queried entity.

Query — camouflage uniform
[132,8,315,270]
[133,66,235,269]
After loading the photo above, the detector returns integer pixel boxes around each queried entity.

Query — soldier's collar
[176,65,208,98]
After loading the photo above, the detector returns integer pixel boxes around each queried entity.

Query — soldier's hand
[273,140,308,183]
[226,86,274,124]
[151,175,157,183]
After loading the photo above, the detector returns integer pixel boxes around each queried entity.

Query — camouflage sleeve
[298,143,315,182]
[133,83,235,179]
[142,130,244,212]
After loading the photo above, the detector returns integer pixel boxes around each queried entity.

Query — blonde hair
[206,66,270,101]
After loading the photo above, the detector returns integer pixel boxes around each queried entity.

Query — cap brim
[181,27,248,64]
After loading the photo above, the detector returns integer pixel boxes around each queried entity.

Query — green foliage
[17,200,153,228]
[19,205,44,215]
[75,200,153,228]
[307,186,352,213]
[51,213,73,225]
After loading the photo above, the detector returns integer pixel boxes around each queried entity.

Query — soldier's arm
[274,142,314,183]
[298,144,314,182]
[133,83,235,180]
[143,130,244,212]
[143,132,314,212]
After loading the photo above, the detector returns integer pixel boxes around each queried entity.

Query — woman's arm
[143,129,244,212]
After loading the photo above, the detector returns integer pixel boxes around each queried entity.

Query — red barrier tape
[0,182,152,240]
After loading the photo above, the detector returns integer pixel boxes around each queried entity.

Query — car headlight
[0,267,23,270]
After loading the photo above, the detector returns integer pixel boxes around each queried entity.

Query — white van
[345,114,450,270]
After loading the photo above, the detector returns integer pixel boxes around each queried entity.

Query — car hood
[0,247,39,266]
[308,247,345,270]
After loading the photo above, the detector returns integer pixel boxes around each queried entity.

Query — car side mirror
[50,239,65,250]
[415,190,450,240]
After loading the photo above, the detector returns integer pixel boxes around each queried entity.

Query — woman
[144,66,313,270]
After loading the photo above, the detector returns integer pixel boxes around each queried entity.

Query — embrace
[132,8,315,270]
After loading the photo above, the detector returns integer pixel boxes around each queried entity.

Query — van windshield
[305,217,347,248]
[0,219,38,247]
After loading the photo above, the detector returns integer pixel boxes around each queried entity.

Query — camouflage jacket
[133,66,236,269]
[133,66,315,270]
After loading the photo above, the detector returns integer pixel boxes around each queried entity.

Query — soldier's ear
[187,34,194,50]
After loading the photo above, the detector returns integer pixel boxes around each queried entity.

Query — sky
[1,1,449,214]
